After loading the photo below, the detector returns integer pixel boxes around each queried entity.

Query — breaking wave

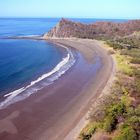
[0,44,76,109]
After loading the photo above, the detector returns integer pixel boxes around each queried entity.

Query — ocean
[0,18,127,108]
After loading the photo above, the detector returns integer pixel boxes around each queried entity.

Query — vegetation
[103,114,117,132]
[47,18,140,40]
[79,37,140,140]
[115,54,133,76]
[113,126,137,140]
[79,123,97,140]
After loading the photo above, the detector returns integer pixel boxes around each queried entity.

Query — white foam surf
[0,44,76,109]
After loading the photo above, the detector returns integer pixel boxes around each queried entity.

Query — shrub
[106,41,123,50]
[135,79,140,93]
[135,105,140,116]
[113,126,137,140]
[115,54,133,76]
[106,103,126,117]
[79,123,97,140]
[126,116,140,126]
[103,115,117,132]
[130,57,140,64]
[103,103,126,132]
[121,95,131,107]
[133,69,140,78]
[126,107,135,117]
[121,48,140,58]
[121,86,129,95]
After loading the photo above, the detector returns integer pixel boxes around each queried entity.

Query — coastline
[0,40,76,109]
[50,39,115,140]
[0,38,114,140]
[64,40,116,140]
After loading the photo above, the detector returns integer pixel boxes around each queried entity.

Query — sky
[0,0,140,19]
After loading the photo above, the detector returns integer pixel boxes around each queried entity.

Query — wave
[0,35,42,40]
[0,44,76,109]
[16,34,41,37]
[11,35,42,38]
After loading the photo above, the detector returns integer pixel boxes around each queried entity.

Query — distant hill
[44,18,140,39]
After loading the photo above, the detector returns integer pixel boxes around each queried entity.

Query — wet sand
[0,39,114,140]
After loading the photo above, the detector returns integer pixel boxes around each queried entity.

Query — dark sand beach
[0,39,114,140]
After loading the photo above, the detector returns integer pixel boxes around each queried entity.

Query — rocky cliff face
[44,18,140,39]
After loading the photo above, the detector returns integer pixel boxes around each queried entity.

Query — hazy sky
[0,0,140,19]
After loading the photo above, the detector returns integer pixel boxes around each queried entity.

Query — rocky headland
[44,18,140,39]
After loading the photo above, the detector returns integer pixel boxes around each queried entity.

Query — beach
[0,38,114,140]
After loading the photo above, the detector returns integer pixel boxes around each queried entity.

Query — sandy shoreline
[0,38,114,140]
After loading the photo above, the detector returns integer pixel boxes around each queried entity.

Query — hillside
[44,18,140,39]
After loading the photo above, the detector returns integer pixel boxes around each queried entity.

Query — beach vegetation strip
[78,39,140,140]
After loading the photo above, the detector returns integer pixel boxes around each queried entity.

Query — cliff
[44,18,140,39]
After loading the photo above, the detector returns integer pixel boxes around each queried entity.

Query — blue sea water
[0,18,127,108]
[0,39,64,95]
[0,18,127,37]
[0,18,59,37]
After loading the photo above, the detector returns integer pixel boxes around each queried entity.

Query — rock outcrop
[44,18,140,39]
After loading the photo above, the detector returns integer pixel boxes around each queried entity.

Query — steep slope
[44,18,140,39]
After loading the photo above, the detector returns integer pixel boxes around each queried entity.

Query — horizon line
[0,16,139,20]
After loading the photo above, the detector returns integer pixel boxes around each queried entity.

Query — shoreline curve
[0,42,76,109]
[0,38,115,140]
